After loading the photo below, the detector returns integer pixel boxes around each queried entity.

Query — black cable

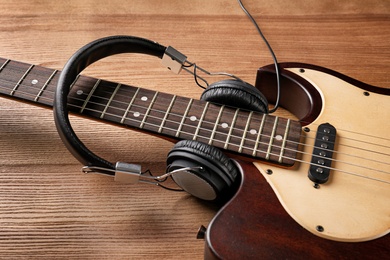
[193,63,208,89]
[237,0,281,113]
[183,62,208,89]
[143,169,184,192]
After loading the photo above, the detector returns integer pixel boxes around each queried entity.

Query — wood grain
[0,0,389,259]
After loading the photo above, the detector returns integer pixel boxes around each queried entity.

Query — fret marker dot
[190,116,197,121]
[31,79,38,85]
[133,112,140,117]
[250,129,257,135]
[141,96,148,101]
[221,123,228,128]
[76,90,83,95]
[275,135,283,141]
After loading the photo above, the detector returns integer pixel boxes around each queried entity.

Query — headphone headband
[54,36,167,175]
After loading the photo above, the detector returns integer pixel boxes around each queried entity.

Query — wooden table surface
[0,0,388,259]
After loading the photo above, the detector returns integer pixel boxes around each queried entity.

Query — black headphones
[53,35,269,202]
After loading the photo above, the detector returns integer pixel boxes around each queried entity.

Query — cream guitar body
[205,63,389,259]
[255,67,389,242]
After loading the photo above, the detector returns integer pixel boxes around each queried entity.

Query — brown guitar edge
[204,161,389,259]
[255,62,390,126]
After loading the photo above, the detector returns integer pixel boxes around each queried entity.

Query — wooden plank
[0,0,388,259]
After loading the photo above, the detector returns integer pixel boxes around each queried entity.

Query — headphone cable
[237,0,281,113]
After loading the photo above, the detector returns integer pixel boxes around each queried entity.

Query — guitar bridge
[308,123,337,184]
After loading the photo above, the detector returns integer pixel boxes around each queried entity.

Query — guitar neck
[0,58,302,166]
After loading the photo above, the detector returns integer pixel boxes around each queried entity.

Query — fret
[10,64,34,96]
[80,79,100,113]
[0,59,10,72]
[278,119,291,163]
[70,74,81,90]
[140,91,159,129]
[175,98,193,137]
[224,108,240,149]
[208,106,234,149]
[208,105,225,145]
[238,111,253,153]
[158,95,189,137]
[266,117,279,160]
[192,102,209,141]
[67,75,95,114]
[79,80,138,125]
[158,95,176,133]
[120,87,140,124]
[100,83,121,119]
[34,69,58,102]
[253,115,266,157]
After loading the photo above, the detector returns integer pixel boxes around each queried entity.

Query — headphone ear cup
[200,79,269,113]
[166,140,239,201]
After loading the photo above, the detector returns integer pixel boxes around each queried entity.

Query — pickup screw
[316,225,324,232]
[266,169,273,175]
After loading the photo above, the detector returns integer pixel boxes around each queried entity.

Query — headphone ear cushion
[200,79,269,113]
[166,140,239,201]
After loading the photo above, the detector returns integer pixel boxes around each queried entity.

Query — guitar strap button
[197,225,207,240]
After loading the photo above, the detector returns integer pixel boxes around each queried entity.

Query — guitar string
[70,76,390,161]
[0,68,389,172]
[55,72,390,151]
[0,59,372,146]
[23,101,390,183]
[3,62,389,148]
[1,94,389,186]
[0,73,389,166]
[299,120,390,151]
[70,81,390,167]
[1,75,388,167]
[1,81,389,184]
[45,73,390,150]
[327,126,390,142]
[0,80,298,158]
[69,91,390,172]
[84,81,390,159]
[0,75,389,169]
[16,90,390,184]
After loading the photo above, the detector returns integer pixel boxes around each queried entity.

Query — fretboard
[0,58,302,166]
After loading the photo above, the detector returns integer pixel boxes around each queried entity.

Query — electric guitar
[0,58,388,259]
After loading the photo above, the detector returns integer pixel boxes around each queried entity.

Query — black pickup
[308,123,337,184]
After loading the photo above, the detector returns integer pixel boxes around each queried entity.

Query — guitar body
[205,64,390,259]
